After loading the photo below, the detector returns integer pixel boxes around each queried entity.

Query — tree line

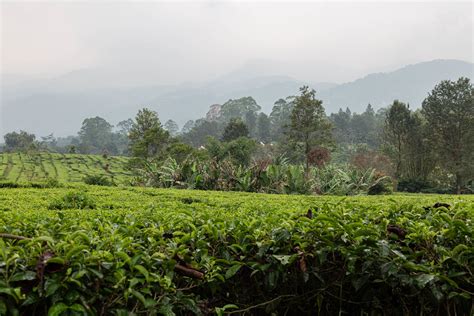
[2,77,473,193]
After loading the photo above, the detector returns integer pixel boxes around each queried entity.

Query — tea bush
[83,174,113,186]
[0,187,472,315]
[48,191,96,210]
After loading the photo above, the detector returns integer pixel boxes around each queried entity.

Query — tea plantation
[0,186,472,315]
[0,153,133,185]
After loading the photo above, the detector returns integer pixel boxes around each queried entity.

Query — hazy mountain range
[1,59,472,137]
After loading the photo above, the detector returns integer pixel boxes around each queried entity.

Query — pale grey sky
[1,1,473,84]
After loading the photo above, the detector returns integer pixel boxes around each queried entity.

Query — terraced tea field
[0,152,133,185]
[0,187,472,314]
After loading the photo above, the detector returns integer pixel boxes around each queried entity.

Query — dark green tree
[206,137,256,166]
[351,104,379,148]
[422,77,474,193]
[403,111,435,182]
[287,86,332,170]
[330,107,352,144]
[128,108,170,158]
[383,100,412,179]
[222,118,249,142]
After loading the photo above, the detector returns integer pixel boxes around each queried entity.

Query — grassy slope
[0,152,133,185]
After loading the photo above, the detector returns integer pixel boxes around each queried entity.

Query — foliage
[0,178,61,189]
[221,118,249,142]
[161,141,197,164]
[269,98,293,142]
[206,137,257,167]
[219,96,261,122]
[182,120,222,147]
[383,100,412,178]
[307,147,331,167]
[3,131,37,152]
[136,155,393,196]
[78,116,115,154]
[0,187,472,314]
[128,108,170,159]
[287,86,333,168]
[330,105,383,149]
[48,191,96,210]
[164,119,180,136]
[256,112,272,143]
[397,178,425,193]
[83,174,113,186]
[350,148,393,177]
[421,77,474,193]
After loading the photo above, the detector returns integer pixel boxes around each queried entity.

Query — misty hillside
[1,59,472,137]
[319,59,474,113]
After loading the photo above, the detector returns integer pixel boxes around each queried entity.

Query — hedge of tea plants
[0,187,472,315]
[0,152,132,186]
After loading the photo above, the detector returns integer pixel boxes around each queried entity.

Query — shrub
[368,180,392,195]
[49,191,96,210]
[398,178,432,193]
[0,178,61,189]
[39,177,61,188]
[0,181,20,188]
[307,146,331,167]
[83,174,113,186]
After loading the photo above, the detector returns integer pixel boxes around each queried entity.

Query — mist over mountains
[1,59,472,137]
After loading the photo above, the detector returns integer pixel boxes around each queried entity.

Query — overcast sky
[1,1,473,84]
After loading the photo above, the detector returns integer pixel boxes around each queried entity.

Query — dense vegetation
[0,187,472,315]
[3,78,472,194]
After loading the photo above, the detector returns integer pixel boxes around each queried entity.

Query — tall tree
[222,118,249,142]
[330,107,352,144]
[422,77,474,193]
[220,97,261,122]
[128,108,170,158]
[403,111,435,181]
[287,86,332,170]
[383,100,412,179]
[352,104,379,148]
[244,111,258,138]
[256,112,271,143]
[78,116,114,154]
[269,98,293,142]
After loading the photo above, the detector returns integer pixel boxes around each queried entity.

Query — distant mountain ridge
[1,59,472,137]
[319,59,473,113]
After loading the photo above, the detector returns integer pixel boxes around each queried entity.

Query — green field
[0,152,133,185]
[0,186,472,314]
